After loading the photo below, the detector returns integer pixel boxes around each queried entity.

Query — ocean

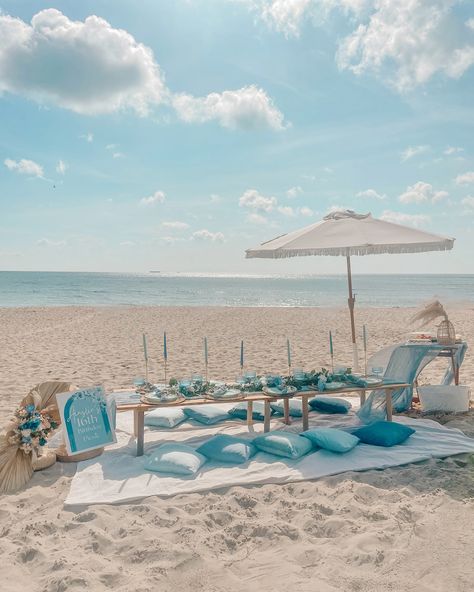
[0,271,473,308]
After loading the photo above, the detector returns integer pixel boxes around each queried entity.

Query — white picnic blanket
[65,400,474,506]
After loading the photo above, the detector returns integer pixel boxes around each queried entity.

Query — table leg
[133,409,139,437]
[302,395,309,432]
[283,398,291,425]
[360,389,366,406]
[135,410,145,456]
[264,400,271,433]
[451,352,460,386]
[247,401,254,428]
[385,389,393,422]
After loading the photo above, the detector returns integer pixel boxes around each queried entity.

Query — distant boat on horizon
[149,271,161,273]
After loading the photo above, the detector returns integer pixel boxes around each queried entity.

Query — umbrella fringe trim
[245,240,454,258]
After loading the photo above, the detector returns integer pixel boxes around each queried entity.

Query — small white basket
[418,385,471,414]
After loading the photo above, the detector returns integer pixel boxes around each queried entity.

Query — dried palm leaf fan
[411,300,456,345]
[0,381,74,494]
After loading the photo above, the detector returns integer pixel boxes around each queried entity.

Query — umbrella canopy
[246,210,454,370]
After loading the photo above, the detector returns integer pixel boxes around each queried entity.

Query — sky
[0,0,474,275]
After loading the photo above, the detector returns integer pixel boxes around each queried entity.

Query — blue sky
[0,0,473,274]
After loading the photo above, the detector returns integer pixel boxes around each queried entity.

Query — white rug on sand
[65,400,474,506]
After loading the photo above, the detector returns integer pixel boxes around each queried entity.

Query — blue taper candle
[142,333,148,361]
[163,331,168,360]
[363,324,367,351]
[204,337,208,365]
[329,331,334,356]
[287,338,291,368]
[240,340,244,369]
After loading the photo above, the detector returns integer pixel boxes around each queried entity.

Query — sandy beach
[1,305,474,592]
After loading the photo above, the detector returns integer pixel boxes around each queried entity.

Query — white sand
[1,306,473,592]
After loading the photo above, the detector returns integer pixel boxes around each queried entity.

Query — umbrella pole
[346,253,359,372]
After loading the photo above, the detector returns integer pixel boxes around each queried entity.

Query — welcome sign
[56,387,116,455]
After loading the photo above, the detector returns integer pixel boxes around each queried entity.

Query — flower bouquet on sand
[0,381,74,493]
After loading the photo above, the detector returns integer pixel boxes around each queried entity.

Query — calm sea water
[0,272,473,308]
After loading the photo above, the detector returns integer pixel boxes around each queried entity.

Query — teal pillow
[183,404,229,425]
[270,399,303,418]
[301,428,359,453]
[228,401,268,421]
[144,407,187,428]
[352,421,415,447]
[309,396,352,414]
[144,443,206,475]
[253,431,312,459]
[197,434,257,464]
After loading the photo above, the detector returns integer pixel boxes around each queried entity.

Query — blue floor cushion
[301,427,359,453]
[253,431,312,459]
[270,399,303,417]
[309,396,352,414]
[144,407,187,428]
[228,401,268,421]
[145,443,206,475]
[183,405,229,425]
[352,421,415,447]
[197,434,257,464]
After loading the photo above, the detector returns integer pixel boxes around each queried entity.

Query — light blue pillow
[301,428,359,453]
[352,421,415,447]
[270,399,303,418]
[144,407,187,428]
[253,431,312,459]
[228,401,268,421]
[197,434,257,464]
[309,396,352,414]
[144,443,206,475]
[183,404,229,425]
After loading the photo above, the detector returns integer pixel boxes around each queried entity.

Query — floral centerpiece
[8,403,59,455]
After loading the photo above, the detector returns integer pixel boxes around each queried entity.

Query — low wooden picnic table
[116,382,410,456]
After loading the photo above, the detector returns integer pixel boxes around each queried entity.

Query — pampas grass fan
[0,381,74,494]
[411,300,456,346]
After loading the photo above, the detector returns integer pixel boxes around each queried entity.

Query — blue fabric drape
[357,343,467,423]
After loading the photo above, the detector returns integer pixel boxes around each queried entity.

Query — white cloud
[106,143,117,150]
[444,146,464,155]
[80,132,94,143]
[4,158,43,177]
[277,205,296,217]
[461,196,474,209]
[0,9,166,115]
[192,229,225,242]
[337,0,474,92]
[299,206,314,217]
[380,210,430,227]
[399,181,448,204]
[37,238,66,247]
[356,188,386,200]
[286,185,303,198]
[56,160,67,175]
[162,221,190,230]
[173,85,286,131]
[112,152,125,159]
[0,10,286,131]
[239,189,277,211]
[455,171,474,185]
[210,194,222,204]
[140,190,166,206]
[246,0,367,38]
[120,240,135,247]
[247,1,474,92]
[401,145,429,161]
[247,213,270,225]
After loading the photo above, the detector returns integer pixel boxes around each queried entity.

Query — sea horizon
[1,270,473,308]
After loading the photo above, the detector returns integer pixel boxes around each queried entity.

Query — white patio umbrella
[245,210,454,371]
